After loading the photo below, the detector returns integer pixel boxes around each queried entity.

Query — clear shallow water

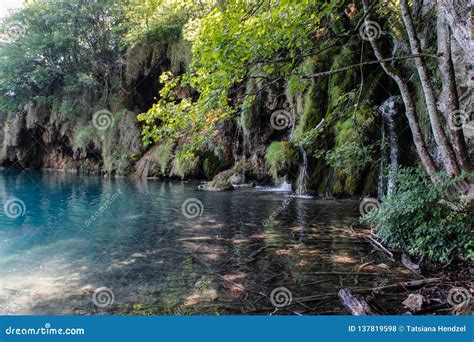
[0,170,410,315]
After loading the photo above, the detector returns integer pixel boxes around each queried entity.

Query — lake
[0,170,410,315]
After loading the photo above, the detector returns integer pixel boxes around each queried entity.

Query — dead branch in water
[351,277,445,294]
[338,288,374,315]
[366,235,395,260]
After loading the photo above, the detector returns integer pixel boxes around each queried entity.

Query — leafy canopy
[137,0,341,158]
[0,0,124,112]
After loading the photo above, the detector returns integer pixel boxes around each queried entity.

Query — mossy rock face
[154,141,174,175]
[264,141,299,182]
[201,150,227,180]
[292,82,328,142]
[362,168,379,196]
[199,169,234,191]
[171,153,199,179]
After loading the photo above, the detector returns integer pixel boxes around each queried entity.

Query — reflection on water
[0,170,410,315]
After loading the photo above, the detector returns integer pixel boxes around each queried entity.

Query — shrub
[362,168,474,263]
[362,168,473,263]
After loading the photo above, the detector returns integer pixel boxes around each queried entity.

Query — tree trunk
[399,0,460,177]
[438,0,474,59]
[437,10,471,172]
[361,0,437,180]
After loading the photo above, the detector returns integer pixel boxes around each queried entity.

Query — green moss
[292,81,328,143]
[333,176,344,195]
[362,168,379,195]
[96,109,143,175]
[264,141,298,182]
[155,140,174,175]
[201,151,223,180]
[324,45,384,195]
[240,77,260,136]
[172,151,199,178]
[343,172,358,195]
[73,125,98,149]
[327,47,354,111]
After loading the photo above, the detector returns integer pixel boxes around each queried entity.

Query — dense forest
[0,0,472,315]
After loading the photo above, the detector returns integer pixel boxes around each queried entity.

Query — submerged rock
[402,294,424,312]
[199,170,255,191]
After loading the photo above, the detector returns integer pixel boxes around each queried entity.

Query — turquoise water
[0,170,409,315]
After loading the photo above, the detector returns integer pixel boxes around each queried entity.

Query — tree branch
[300,54,438,79]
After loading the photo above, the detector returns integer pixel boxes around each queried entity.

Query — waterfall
[386,103,399,195]
[259,177,292,192]
[242,132,248,161]
[294,119,324,197]
[378,112,387,199]
[377,97,401,197]
[296,148,308,196]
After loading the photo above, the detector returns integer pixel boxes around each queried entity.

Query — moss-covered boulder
[199,169,245,191]
[198,169,236,191]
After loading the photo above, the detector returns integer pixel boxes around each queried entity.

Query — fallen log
[338,288,374,315]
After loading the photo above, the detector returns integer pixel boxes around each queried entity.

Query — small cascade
[276,177,292,192]
[256,177,292,192]
[386,104,399,195]
[242,128,249,161]
[377,97,401,197]
[378,112,387,199]
[296,148,309,196]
